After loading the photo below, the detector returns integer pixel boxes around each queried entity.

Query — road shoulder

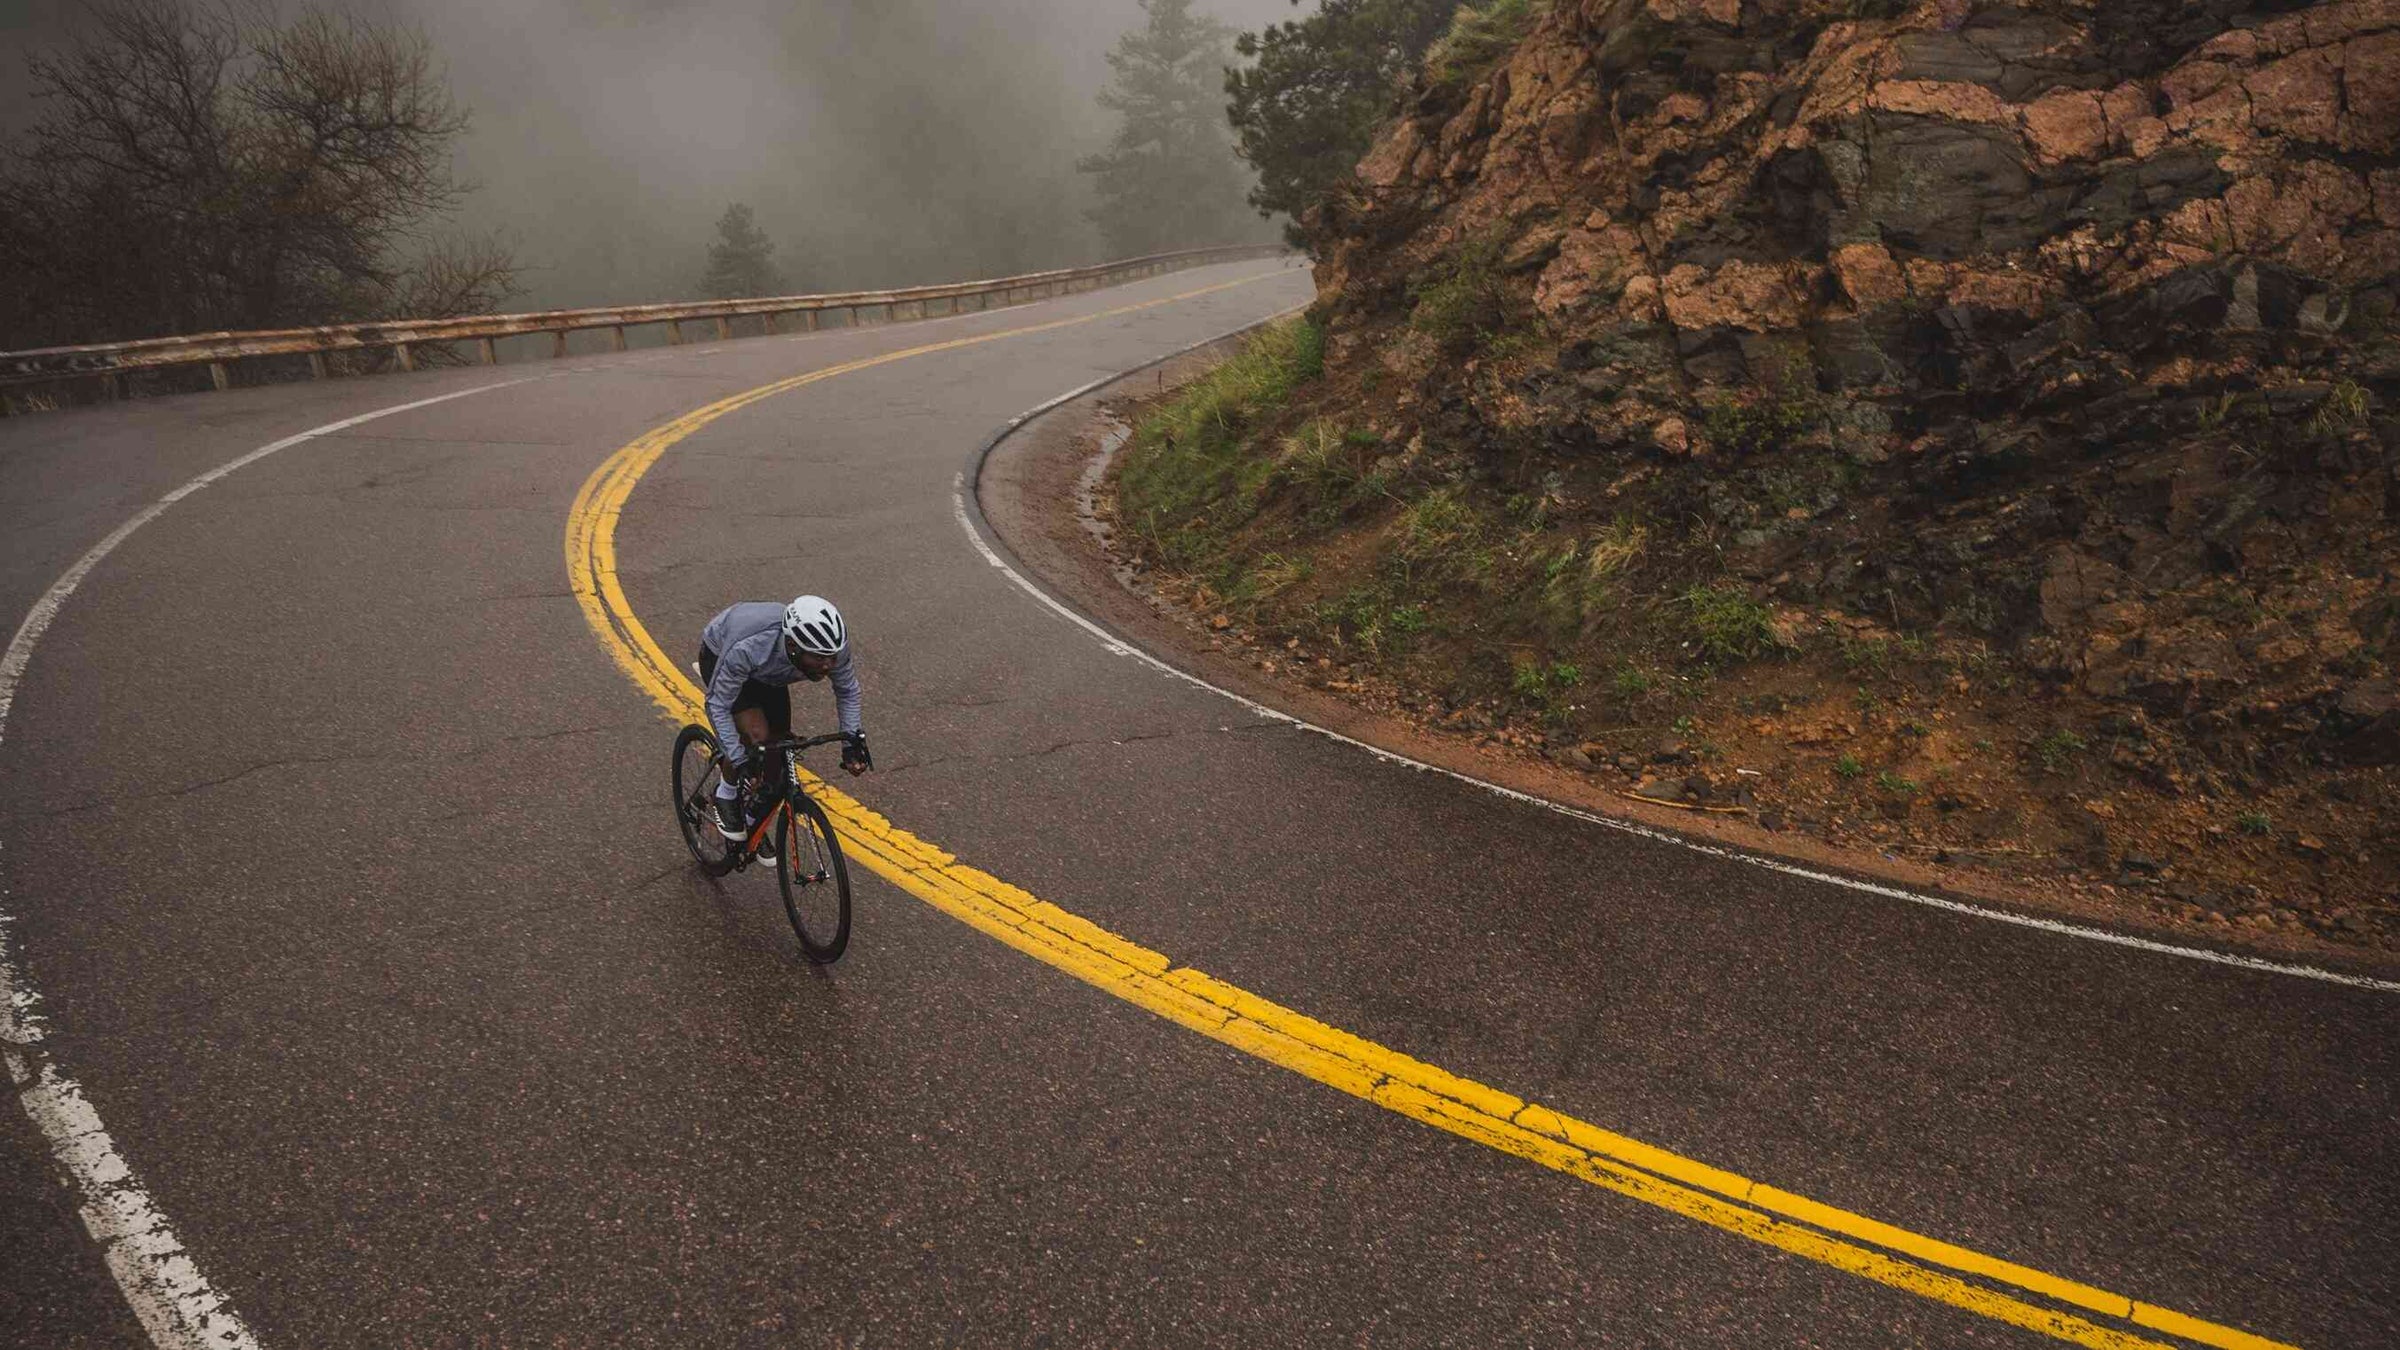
[978,344,2400,985]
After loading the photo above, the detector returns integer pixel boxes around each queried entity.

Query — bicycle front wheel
[777,793,852,962]
[672,724,736,876]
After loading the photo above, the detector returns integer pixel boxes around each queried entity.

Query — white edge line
[0,375,537,1350]
[948,321,2400,999]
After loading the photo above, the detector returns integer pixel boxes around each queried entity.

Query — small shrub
[1316,583,1432,659]
[1679,584,1776,663]
[1585,516,1647,581]
[1702,385,1821,455]
[1834,753,1864,779]
[1409,234,1509,349]
[1838,637,1894,677]
[1484,327,1541,361]
[2310,379,2370,436]
[1612,664,1653,699]
[1399,487,1482,556]
[2033,728,2087,773]
[1275,419,1390,520]
[1226,551,1311,610]
[1875,771,1919,795]
[1512,659,1583,720]
[1424,0,1549,86]
[2236,810,2272,837]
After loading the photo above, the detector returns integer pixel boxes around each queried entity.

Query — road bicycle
[671,725,854,962]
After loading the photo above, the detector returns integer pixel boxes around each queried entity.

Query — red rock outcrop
[1304,0,2399,776]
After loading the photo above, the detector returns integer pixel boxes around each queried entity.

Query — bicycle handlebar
[747,733,853,754]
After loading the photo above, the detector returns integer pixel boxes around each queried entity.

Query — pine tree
[1226,0,1454,244]
[698,203,783,299]
[1076,0,1253,258]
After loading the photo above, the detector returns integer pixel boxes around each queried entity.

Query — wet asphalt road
[2,258,2396,1348]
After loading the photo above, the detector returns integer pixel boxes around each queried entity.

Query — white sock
[715,779,742,801]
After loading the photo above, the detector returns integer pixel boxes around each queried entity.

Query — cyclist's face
[787,641,836,680]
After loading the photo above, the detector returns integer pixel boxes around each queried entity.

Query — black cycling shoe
[712,794,746,841]
[754,833,777,865]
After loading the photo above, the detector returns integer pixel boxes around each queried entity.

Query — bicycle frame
[739,785,791,861]
[721,732,847,870]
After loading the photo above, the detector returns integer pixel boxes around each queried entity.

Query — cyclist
[700,595,870,849]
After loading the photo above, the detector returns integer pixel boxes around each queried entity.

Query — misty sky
[0,0,1306,308]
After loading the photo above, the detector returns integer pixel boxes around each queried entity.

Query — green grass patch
[1678,584,1775,663]
[1425,0,1549,86]
[1409,235,1510,350]
[2033,728,2086,773]
[1511,658,1582,722]
[1117,317,1326,565]
[1313,581,1431,659]
[1273,418,1393,525]
[1701,386,1821,456]
[2310,379,2370,436]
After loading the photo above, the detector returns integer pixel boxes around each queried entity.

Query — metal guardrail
[0,244,1289,396]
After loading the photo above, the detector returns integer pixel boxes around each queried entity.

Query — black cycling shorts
[696,645,791,742]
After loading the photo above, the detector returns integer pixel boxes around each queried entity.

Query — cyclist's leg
[759,682,795,788]
[697,644,769,837]
[737,684,792,861]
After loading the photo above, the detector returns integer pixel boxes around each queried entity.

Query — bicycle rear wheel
[672,724,736,876]
[777,793,852,962]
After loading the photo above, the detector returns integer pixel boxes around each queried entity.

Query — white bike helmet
[781,594,848,657]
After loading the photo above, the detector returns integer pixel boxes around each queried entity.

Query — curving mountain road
[2,258,2395,1348]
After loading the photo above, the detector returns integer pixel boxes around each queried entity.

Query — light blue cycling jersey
[700,601,862,769]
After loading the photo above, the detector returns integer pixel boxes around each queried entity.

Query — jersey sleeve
[830,647,863,738]
[707,644,757,766]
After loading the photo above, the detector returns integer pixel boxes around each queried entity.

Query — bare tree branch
[0,0,515,350]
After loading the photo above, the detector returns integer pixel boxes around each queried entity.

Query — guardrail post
[394,342,415,372]
[668,320,684,345]
[308,352,328,379]
[609,327,625,352]
[883,302,897,324]
[478,337,498,366]
[714,316,732,341]
[553,331,569,358]
[209,362,231,392]
[104,373,124,400]
[804,309,820,332]
[764,312,782,335]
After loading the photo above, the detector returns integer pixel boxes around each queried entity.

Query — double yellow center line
[563,271,2294,1350]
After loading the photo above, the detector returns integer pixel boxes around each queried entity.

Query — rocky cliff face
[1309,0,2399,781]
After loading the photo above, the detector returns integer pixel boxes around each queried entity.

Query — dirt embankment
[1098,1,2400,955]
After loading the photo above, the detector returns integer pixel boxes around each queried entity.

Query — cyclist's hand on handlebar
[841,734,872,776]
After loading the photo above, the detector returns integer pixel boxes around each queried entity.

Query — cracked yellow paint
[564,271,2296,1350]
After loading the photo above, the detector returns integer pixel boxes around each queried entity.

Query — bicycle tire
[777,792,852,962]
[672,724,737,876]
